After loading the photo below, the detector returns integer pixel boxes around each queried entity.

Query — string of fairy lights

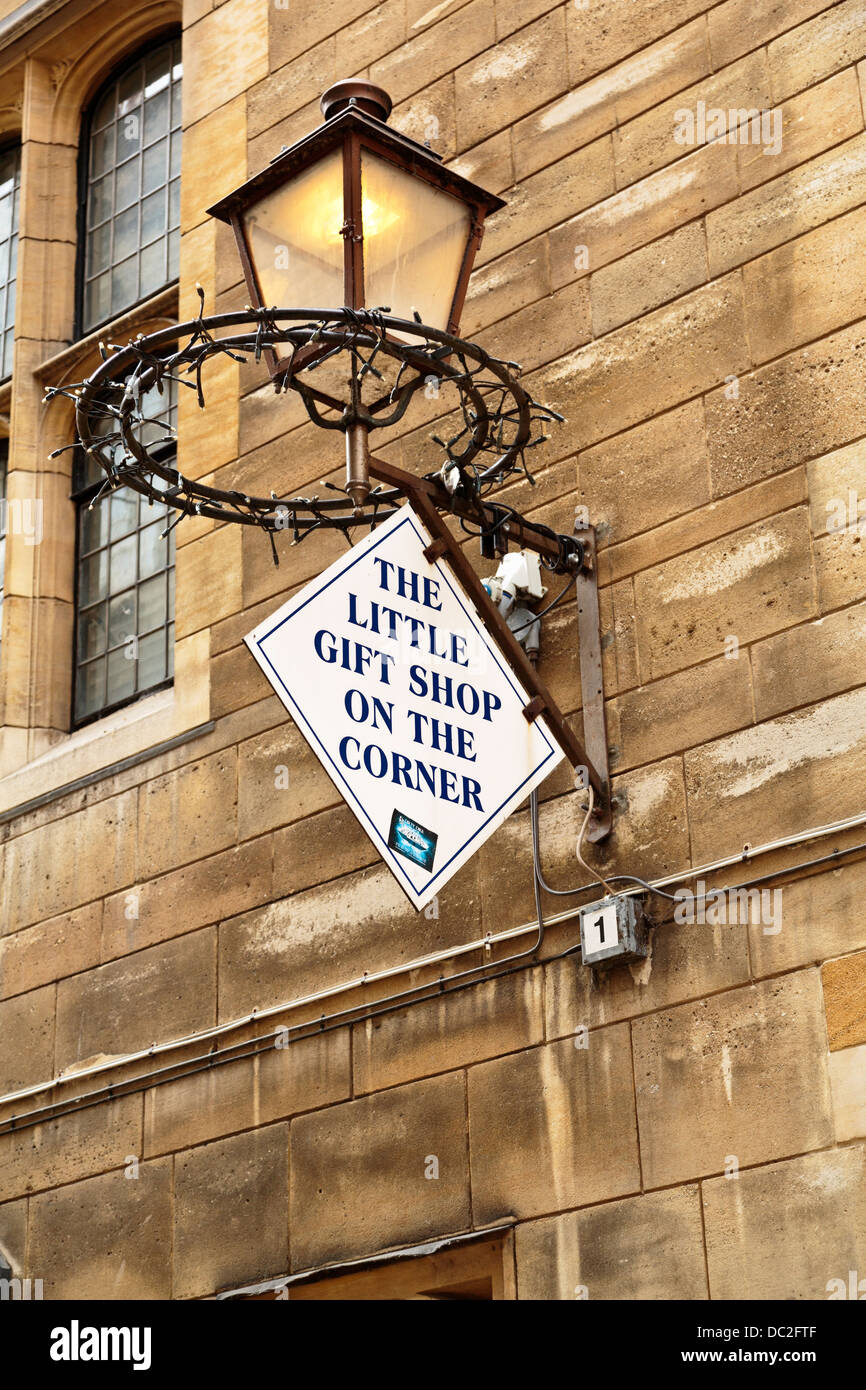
[45,300,570,567]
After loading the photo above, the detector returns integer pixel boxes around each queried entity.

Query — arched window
[0,144,20,379]
[80,35,182,333]
[71,380,177,724]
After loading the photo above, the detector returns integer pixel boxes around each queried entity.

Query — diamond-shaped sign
[245,505,564,909]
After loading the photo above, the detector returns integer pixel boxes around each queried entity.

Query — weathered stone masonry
[0,0,865,1298]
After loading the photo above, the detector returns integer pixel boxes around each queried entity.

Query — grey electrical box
[579,895,649,969]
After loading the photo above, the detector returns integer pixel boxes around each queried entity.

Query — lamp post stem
[345,420,371,513]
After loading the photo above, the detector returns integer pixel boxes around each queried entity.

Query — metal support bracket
[366,454,612,839]
[573,527,611,843]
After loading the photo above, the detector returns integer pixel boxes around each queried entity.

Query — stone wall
[0,0,865,1298]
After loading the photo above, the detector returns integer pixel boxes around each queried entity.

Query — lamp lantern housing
[206,80,505,377]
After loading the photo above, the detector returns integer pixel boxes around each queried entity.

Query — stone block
[823,950,866,1050]
[337,0,408,75]
[566,0,708,86]
[578,402,709,550]
[634,508,815,680]
[28,1160,171,1299]
[174,1124,289,1298]
[481,135,614,266]
[706,320,866,498]
[236,722,343,842]
[211,644,273,721]
[590,222,707,336]
[468,1026,640,1223]
[738,68,862,194]
[289,1072,470,1268]
[462,235,550,338]
[270,0,381,70]
[0,904,101,998]
[512,19,708,182]
[478,757,689,935]
[767,0,865,103]
[516,1185,707,1299]
[218,857,482,1016]
[633,972,833,1187]
[182,0,268,127]
[610,654,754,773]
[392,73,457,161]
[0,984,55,1094]
[272,803,379,897]
[4,468,75,603]
[455,9,567,148]
[54,929,216,1073]
[751,602,866,720]
[613,51,772,190]
[0,1198,27,1276]
[551,139,739,291]
[101,837,273,960]
[138,749,237,878]
[750,859,866,979]
[175,523,243,639]
[706,130,866,276]
[545,914,750,1039]
[829,1044,866,1141]
[0,790,138,932]
[603,467,807,586]
[247,40,336,143]
[685,686,866,861]
[180,95,246,232]
[808,438,866,538]
[144,1028,350,1156]
[708,0,830,69]
[744,204,866,363]
[536,274,749,453]
[448,128,512,193]
[370,0,496,105]
[353,966,544,1094]
[0,1095,142,1198]
[815,529,866,612]
[477,277,592,371]
[703,1144,866,1299]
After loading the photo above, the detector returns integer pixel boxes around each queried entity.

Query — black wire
[533,838,866,905]
[6,834,865,1136]
[530,788,545,937]
[5,795,553,1138]
[0,933,585,1137]
[508,570,577,637]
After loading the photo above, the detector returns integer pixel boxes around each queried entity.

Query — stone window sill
[0,627,209,820]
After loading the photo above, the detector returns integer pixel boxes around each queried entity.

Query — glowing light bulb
[318,194,401,243]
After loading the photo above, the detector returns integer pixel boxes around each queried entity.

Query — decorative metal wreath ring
[46,305,567,564]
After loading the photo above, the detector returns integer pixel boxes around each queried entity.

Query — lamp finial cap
[320,80,392,123]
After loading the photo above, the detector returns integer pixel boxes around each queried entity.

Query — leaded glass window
[71,379,177,723]
[0,145,20,379]
[81,36,182,332]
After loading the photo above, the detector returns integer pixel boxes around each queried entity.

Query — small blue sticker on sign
[388,809,437,872]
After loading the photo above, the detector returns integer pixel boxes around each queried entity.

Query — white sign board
[245,505,564,910]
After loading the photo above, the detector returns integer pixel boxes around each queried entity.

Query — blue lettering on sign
[249,512,559,902]
[389,809,437,872]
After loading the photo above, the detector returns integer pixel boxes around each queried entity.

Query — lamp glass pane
[243,147,345,309]
[360,150,471,331]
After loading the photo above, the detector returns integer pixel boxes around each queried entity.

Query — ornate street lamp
[206,81,504,510]
[207,81,503,364]
[51,80,613,840]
